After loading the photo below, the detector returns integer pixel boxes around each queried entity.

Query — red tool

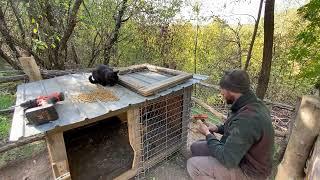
[13,92,64,109]
[12,92,64,125]
[192,114,208,122]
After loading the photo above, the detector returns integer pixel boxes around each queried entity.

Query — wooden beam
[0,133,45,153]
[117,64,192,96]
[19,56,42,81]
[114,107,141,180]
[127,107,142,169]
[0,108,14,114]
[264,99,294,111]
[139,73,193,96]
[46,132,71,180]
[0,68,94,84]
[197,81,220,91]
[145,64,182,76]
[0,74,28,83]
[114,168,139,180]
[192,97,227,121]
[47,107,130,134]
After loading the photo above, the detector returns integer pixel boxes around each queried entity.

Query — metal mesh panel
[135,87,192,179]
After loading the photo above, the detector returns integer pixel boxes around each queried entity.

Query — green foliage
[290,0,320,86]
[0,115,11,139]
[0,93,15,140]
[0,0,314,102]
[0,93,15,109]
[0,141,46,168]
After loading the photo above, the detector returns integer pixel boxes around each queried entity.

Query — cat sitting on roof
[89,64,119,86]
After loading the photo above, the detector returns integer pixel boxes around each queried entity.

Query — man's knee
[190,142,198,154]
[187,157,216,180]
[187,157,198,179]
[190,140,209,156]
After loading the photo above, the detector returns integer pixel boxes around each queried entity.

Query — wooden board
[19,56,42,81]
[127,107,142,169]
[118,64,192,96]
[114,107,142,180]
[46,132,71,180]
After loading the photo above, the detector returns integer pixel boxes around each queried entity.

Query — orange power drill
[13,92,64,125]
[16,92,64,109]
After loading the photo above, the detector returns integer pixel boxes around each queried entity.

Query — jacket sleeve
[216,124,225,134]
[206,119,260,169]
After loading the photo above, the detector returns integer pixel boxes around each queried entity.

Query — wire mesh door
[135,87,192,179]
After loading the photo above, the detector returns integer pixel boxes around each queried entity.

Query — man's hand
[197,120,211,136]
[203,121,218,133]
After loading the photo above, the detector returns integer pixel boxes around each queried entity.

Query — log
[264,99,294,111]
[197,81,220,91]
[0,133,45,153]
[0,68,94,83]
[274,130,287,137]
[0,108,14,114]
[191,97,227,121]
[0,74,28,83]
[0,70,24,74]
[275,96,320,180]
[197,82,295,111]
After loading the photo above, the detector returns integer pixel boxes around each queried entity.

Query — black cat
[88,64,119,86]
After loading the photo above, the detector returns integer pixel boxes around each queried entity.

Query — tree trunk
[256,0,275,100]
[244,0,264,71]
[194,23,199,74]
[53,0,83,69]
[0,8,21,58]
[71,44,80,64]
[103,0,128,65]
[8,0,25,40]
[275,96,320,180]
[0,46,21,70]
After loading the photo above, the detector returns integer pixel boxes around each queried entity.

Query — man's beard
[225,97,235,105]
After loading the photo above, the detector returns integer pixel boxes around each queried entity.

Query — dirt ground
[0,150,53,180]
[0,149,190,180]
[0,117,196,180]
[144,153,191,180]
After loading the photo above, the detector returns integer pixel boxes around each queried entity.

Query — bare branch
[0,7,20,58]
[59,0,83,51]
[244,0,264,71]
[0,47,21,70]
[103,0,129,64]
[8,0,25,40]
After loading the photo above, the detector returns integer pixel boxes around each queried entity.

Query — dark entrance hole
[64,115,134,180]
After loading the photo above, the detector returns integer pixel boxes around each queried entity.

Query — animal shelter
[9,64,204,179]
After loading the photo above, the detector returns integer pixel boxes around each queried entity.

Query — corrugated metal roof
[9,73,206,141]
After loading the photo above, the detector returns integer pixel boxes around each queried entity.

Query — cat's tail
[88,75,98,84]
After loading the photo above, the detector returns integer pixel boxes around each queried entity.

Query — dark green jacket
[206,90,274,178]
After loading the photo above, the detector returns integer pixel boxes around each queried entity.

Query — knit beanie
[219,70,250,93]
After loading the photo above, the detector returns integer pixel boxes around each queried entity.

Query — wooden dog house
[9,64,204,179]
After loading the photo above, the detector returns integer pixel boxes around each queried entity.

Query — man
[187,70,274,180]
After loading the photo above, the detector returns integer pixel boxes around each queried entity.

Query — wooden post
[275,96,320,180]
[19,56,42,81]
[46,132,71,180]
[127,107,141,169]
[115,107,142,180]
